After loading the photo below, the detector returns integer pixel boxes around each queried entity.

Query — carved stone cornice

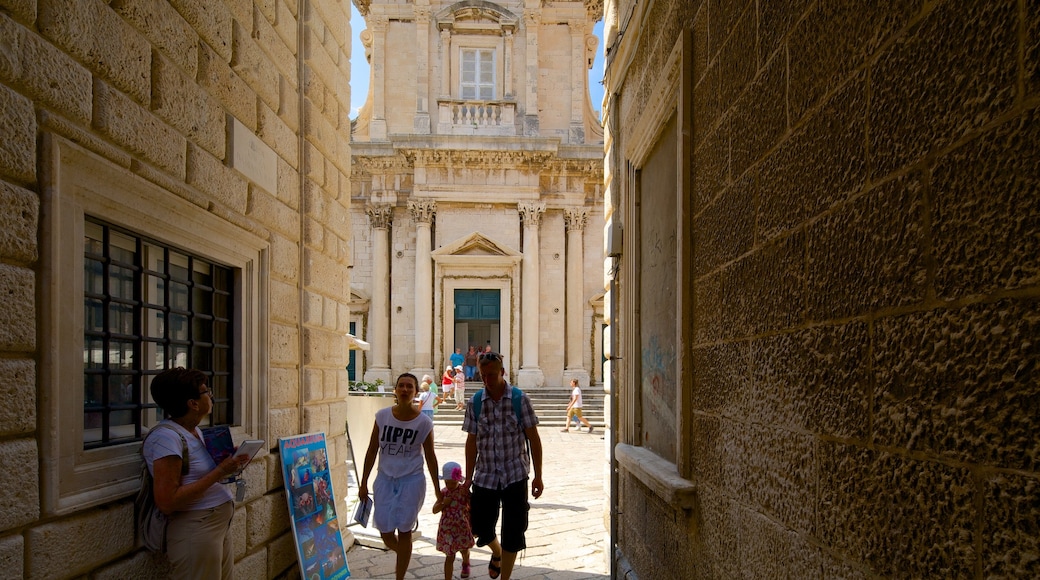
[408,199,437,224]
[545,157,603,177]
[415,6,431,21]
[353,154,412,176]
[564,207,588,232]
[366,203,394,229]
[518,202,546,227]
[353,0,371,17]
[404,149,553,169]
[584,0,603,20]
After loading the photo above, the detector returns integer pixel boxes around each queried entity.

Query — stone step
[430,385,605,428]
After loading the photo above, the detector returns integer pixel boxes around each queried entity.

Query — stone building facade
[602,0,1040,578]
[349,0,605,388]
[0,0,355,577]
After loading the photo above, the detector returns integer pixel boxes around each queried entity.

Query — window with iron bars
[83,219,234,448]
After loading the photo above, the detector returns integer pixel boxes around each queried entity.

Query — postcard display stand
[279,433,351,580]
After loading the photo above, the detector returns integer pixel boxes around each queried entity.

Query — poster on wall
[279,433,351,580]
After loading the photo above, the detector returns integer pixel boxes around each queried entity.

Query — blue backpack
[470,386,524,423]
[471,387,532,459]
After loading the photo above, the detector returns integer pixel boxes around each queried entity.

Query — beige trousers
[166,501,235,580]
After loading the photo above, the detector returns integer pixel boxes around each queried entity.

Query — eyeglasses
[478,352,502,362]
[196,388,212,399]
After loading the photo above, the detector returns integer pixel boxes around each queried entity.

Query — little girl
[432,461,473,579]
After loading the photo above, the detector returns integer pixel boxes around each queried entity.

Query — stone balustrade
[436,98,516,135]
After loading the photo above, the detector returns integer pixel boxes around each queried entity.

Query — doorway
[454,289,501,352]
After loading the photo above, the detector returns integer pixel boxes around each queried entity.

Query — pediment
[432,232,520,258]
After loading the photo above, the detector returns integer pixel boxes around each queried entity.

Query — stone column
[569,20,586,143]
[364,203,393,384]
[370,17,389,140]
[522,8,540,135]
[504,29,514,98]
[563,207,590,387]
[410,199,436,378]
[440,28,451,97]
[517,202,545,388]
[415,5,432,133]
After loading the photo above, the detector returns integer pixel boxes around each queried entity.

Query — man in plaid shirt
[463,352,544,580]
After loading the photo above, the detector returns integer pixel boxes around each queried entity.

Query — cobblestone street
[342,421,611,579]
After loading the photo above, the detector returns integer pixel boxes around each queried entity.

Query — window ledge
[615,443,695,510]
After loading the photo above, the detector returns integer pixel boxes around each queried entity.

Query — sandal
[488,554,502,579]
[461,562,471,578]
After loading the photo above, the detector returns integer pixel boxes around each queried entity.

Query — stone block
[690,123,727,219]
[234,547,267,580]
[303,249,345,298]
[273,0,297,49]
[869,1,1016,179]
[690,413,747,501]
[231,505,247,559]
[280,76,301,133]
[788,0,917,123]
[268,407,301,446]
[1029,2,1040,97]
[0,445,37,527]
[38,0,151,105]
[806,174,926,320]
[693,172,754,278]
[92,79,186,178]
[740,423,815,534]
[692,489,740,580]
[231,19,281,112]
[276,155,300,209]
[729,52,786,180]
[758,74,868,242]
[269,279,300,327]
[0,13,92,124]
[0,83,35,183]
[270,234,300,282]
[0,359,35,435]
[267,531,297,578]
[0,533,23,578]
[185,143,247,212]
[303,403,329,433]
[874,299,1040,469]
[312,0,348,49]
[717,7,756,111]
[737,509,820,580]
[0,180,37,263]
[982,473,1040,577]
[727,231,805,336]
[270,323,300,365]
[931,108,1040,298]
[253,6,297,88]
[168,0,232,62]
[268,365,300,407]
[0,0,35,23]
[110,0,198,77]
[258,100,299,167]
[690,340,748,417]
[152,53,226,158]
[817,443,975,576]
[248,187,298,239]
[750,323,870,439]
[303,367,323,402]
[40,109,133,169]
[92,550,171,580]
[26,502,133,578]
[198,42,257,131]
[245,492,291,548]
[0,264,35,351]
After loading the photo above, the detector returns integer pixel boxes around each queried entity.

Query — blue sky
[348,4,606,120]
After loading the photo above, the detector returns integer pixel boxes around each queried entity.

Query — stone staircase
[432,382,605,429]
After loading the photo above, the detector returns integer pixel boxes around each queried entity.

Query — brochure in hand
[353,496,373,527]
[201,425,235,464]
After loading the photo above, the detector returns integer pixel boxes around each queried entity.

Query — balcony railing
[437,99,516,136]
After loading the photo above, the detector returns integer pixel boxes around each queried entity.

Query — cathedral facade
[349,0,605,388]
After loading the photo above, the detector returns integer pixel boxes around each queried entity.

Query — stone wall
[606,0,1040,577]
[0,0,354,577]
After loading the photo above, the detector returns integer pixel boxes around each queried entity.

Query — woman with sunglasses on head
[143,367,252,579]
[359,373,442,580]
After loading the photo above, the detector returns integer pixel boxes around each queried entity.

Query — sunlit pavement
[342,420,611,579]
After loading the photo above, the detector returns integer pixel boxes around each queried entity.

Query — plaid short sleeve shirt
[463,385,539,489]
